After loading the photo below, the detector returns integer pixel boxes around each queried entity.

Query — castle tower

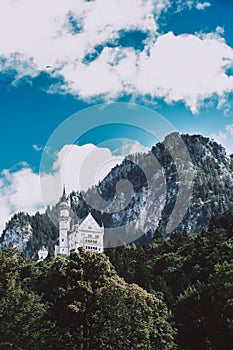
[58,186,70,255]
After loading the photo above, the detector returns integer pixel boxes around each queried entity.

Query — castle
[54,188,104,257]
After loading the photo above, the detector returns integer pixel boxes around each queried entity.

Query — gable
[78,213,102,233]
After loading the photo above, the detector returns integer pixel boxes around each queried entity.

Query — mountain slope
[1,133,233,257]
[78,133,233,244]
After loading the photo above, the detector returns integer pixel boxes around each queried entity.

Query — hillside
[1,133,233,257]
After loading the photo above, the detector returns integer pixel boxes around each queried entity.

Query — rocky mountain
[78,132,233,245]
[0,210,58,259]
[0,212,32,255]
[1,133,233,257]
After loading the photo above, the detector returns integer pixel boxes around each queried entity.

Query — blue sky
[0,0,233,230]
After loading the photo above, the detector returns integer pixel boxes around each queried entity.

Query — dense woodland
[107,212,233,350]
[0,247,174,350]
[0,211,233,349]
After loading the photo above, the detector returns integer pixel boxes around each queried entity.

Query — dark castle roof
[60,186,67,202]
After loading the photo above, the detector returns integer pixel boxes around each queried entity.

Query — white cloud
[211,131,227,146]
[51,144,123,193]
[211,124,233,154]
[112,140,149,156]
[0,143,124,232]
[32,144,50,154]
[134,31,233,113]
[0,0,159,73]
[226,124,233,135]
[1,0,230,113]
[0,195,11,233]
[53,30,233,114]
[196,2,211,11]
[0,167,43,233]
[33,144,43,152]
[7,168,43,213]
[174,0,211,13]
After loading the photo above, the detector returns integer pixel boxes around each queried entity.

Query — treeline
[0,248,175,350]
[106,212,233,350]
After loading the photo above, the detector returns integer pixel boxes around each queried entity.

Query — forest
[0,211,233,349]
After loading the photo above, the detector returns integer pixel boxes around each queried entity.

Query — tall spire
[60,185,67,202]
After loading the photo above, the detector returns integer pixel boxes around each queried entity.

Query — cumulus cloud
[136,31,233,113]
[0,0,158,72]
[55,30,233,113]
[0,143,126,232]
[1,0,229,113]
[51,144,123,193]
[0,167,43,232]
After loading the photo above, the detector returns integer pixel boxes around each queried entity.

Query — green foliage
[106,214,233,350]
[0,248,176,349]
[0,209,59,260]
[0,248,51,350]
[1,211,232,349]
[91,281,175,350]
[28,210,58,258]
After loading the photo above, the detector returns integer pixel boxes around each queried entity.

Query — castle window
[62,238,64,242]
[95,235,99,239]
[88,225,92,229]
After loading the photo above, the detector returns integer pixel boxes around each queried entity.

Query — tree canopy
[0,248,175,350]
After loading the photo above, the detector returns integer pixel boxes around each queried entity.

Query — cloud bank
[1,0,233,113]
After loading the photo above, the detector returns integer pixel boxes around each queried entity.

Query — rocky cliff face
[0,212,32,257]
[1,133,233,256]
[175,134,233,234]
[0,210,59,259]
[77,133,233,244]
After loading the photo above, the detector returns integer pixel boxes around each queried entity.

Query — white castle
[54,187,104,257]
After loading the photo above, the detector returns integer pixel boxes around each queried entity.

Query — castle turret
[58,186,70,255]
